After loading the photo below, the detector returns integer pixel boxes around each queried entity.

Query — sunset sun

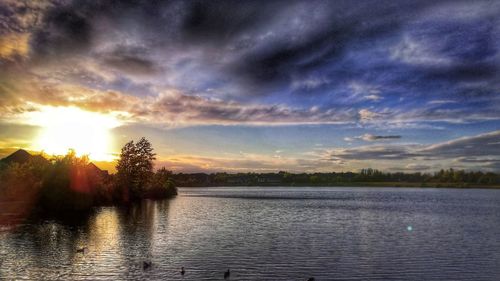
[27,106,121,161]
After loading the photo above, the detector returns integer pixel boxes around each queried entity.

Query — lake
[1,187,500,280]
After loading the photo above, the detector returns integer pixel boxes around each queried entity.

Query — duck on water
[143,261,152,270]
[141,265,311,280]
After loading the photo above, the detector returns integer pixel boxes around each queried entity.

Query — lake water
[1,187,500,280]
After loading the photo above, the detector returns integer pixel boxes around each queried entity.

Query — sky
[0,0,499,173]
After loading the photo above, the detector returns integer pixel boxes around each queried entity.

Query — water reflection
[1,187,500,280]
[0,200,172,280]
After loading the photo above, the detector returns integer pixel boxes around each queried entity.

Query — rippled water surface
[1,187,500,280]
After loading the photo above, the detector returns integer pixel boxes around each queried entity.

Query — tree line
[170,168,500,188]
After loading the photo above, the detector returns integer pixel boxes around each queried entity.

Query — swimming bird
[76,247,86,253]
[143,261,152,270]
[307,278,315,281]
[224,268,230,279]
[181,266,185,276]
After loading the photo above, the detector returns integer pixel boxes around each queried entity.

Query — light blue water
[1,187,500,280]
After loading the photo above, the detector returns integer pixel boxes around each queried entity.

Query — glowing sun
[27,106,122,161]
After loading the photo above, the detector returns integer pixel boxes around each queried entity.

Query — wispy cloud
[348,81,383,102]
[291,76,331,91]
[427,100,458,105]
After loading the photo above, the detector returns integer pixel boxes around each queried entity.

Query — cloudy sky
[0,0,499,173]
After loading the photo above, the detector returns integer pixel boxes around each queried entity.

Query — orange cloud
[0,33,30,60]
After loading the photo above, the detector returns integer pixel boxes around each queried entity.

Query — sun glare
[27,106,122,161]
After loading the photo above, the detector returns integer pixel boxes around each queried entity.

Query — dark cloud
[25,1,440,87]
[328,130,500,171]
[423,63,498,82]
[148,92,356,124]
[422,130,500,158]
[31,4,92,59]
[369,135,401,140]
[329,145,419,161]
[454,157,500,172]
[180,0,278,45]
[229,0,432,90]
[101,47,159,75]
[346,133,402,142]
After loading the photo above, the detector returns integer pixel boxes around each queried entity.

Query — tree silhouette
[147,167,177,198]
[116,137,156,200]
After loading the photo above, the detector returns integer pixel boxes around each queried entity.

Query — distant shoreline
[178,182,500,189]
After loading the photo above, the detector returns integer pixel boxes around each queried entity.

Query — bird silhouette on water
[181,267,185,276]
[143,261,152,270]
[224,268,230,279]
[307,278,315,281]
